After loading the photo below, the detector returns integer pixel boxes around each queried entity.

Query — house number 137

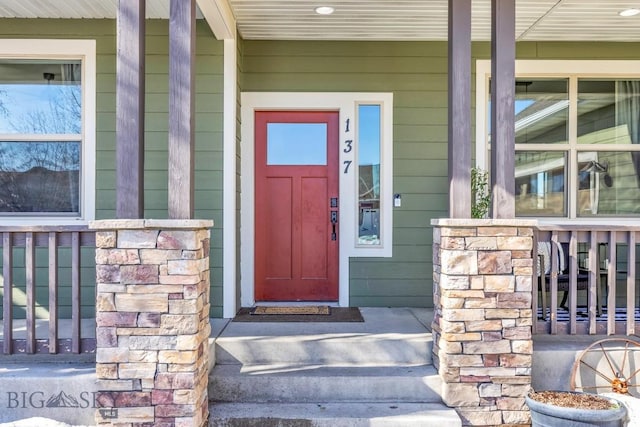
[343,118,353,174]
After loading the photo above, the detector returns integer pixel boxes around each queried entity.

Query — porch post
[490,0,516,219]
[432,219,534,426]
[116,0,145,219]
[92,219,213,427]
[448,0,472,219]
[168,0,197,219]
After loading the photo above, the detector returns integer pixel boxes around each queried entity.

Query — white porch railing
[534,225,640,336]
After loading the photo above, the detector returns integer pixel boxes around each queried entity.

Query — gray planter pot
[526,392,626,427]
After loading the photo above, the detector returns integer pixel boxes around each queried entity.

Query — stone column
[431,219,535,426]
[90,219,213,427]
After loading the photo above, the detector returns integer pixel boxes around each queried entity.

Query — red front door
[254,111,339,301]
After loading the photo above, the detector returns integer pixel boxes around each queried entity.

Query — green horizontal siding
[0,19,225,318]
[242,40,450,308]
[2,23,638,317]
[241,39,640,308]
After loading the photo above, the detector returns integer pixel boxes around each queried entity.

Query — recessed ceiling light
[314,6,335,15]
[619,8,640,17]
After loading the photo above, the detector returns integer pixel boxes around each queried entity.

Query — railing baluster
[3,232,13,354]
[49,232,58,354]
[569,232,578,334]
[627,231,636,336]
[25,232,36,354]
[71,232,81,353]
[550,232,559,334]
[607,231,617,336]
[588,231,598,335]
[533,225,640,336]
[532,230,539,334]
[0,226,94,355]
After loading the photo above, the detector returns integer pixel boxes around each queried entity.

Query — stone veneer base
[91,219,213,427]
[431,219,535,426]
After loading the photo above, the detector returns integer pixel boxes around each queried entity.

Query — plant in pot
[526,390,627,427]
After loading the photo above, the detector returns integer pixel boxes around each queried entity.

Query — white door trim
[240,92,393,308]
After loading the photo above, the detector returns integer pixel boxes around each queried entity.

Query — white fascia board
[197,0,236,40]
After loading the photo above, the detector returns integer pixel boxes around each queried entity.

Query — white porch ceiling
[2,0,640,41]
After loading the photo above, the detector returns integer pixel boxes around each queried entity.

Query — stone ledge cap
[90,219,214,230]
[431,218,538,227]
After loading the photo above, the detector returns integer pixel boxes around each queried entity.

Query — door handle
[330,211,338,241]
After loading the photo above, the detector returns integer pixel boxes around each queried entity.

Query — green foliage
[471,167,491,219]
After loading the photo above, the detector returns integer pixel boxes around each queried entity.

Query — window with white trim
[0,40,95,223]
[477,60,640,218]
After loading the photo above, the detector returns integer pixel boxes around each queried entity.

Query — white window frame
[0,39,96,225]
[240,92,393,308]
[476,59,640,222]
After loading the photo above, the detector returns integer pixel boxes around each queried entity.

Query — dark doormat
[233,307,364,322]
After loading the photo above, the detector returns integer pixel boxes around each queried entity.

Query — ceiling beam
[196,0,236,39]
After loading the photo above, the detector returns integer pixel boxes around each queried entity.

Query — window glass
[478,61,640,219]
[0,59,83,216]
[577,151,640,216]
[0,60,82,134]
[515,151,566,217]
[514,79,569,145]
[488,79,568,146]
[358,105,381,245]
[578,80,640,145]
[267,123,327,165]
[0,141,80,213]
[576,80,640,216]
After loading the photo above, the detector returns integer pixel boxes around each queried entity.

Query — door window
[267,123,327,165]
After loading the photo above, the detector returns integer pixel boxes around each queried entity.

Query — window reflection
[488,79,569,145]
[0,60,82,215]
[514,79,569,145]
[577,80,640,145]
[577,80,640,216]
[267,123,327,165]
[0,60,82,134]
[0,141,80,213]
[358,105,381,245]
[578,151,640,216]
[515,151,566,217]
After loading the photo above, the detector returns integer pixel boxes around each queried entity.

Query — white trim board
[239,92,393,310]
[222,37,237,318]
[0,39,96,226]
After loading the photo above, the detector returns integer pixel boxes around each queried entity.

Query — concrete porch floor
[210,306,435,356]
[0,307,624,426]
[0,307,435,426]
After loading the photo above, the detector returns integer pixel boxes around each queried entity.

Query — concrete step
[215,333,432,366]
[214,308,433,366]
[208,308,458,426]
[0,362,97,426]
[210,364,442,403]
[208,402,462,427]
